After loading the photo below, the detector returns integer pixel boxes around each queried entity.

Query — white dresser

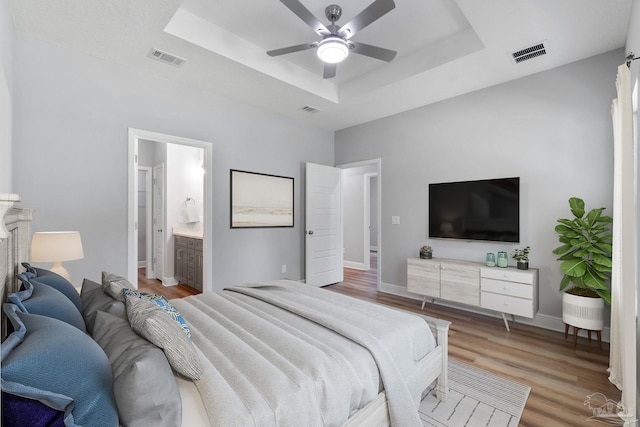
[480,266,538,331]
[407,257,538,330]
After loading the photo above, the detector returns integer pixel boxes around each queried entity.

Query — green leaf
[586,208,605,226]
[593,253,612,267]
[555,224,576,235]
[559,275,572,291]
[570,239,591,248]
[573,248,589,258]
[557,218,576,228]
[599,216,613,223]
[575,218,589,228]
[552,244,573,255]
[558,236,571,244]
[583,271,607,289]
[592,263,612,273]
[557,253,578,261]
[596,289,612,304]
[569,197,585,218]
[561,259,587,277]
[572,276,586,288]
[588,245,607,255]
[597,242,612,253]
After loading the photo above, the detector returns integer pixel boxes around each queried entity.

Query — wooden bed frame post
[1,196,34,340]
[433,318,449,401]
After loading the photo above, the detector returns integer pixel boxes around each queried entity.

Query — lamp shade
[316,36,349,64]
[31,231,84,263]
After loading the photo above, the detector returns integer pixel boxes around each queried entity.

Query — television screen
[428,177,520,242]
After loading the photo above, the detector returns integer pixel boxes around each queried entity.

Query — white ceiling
[9,0,632,131]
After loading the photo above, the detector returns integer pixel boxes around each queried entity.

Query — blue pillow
[21,263,83,313]
[12,275,86,332]
[1,303,119,426]
[2,391,65,427]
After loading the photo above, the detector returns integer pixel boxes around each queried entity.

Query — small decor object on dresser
[419,246,433,259]
[485,252,496,267]
[512,246,530,270]
[496,251,508,268]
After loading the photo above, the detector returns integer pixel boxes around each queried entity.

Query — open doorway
[128,129,213,291]
[338,159,381,289]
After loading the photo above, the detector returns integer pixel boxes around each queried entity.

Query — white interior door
[305,163,343,287]
[152,164,165,282]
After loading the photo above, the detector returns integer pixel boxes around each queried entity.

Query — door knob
[157,228,163,233]
[308,230,314,235]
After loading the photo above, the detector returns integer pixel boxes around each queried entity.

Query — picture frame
[230,169,294,228]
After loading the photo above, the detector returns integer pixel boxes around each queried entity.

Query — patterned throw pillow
[122,289,192,340]
[124,293,202,380]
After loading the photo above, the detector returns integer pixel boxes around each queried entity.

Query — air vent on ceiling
[302,105,321,113]
[510,42,547,64]
[148,48,185,67]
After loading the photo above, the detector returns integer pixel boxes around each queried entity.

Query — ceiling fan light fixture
[317,36,349,64]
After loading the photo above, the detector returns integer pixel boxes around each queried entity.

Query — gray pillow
[92,311,182,427]
[101,271,132,302]
[81,279,126,335]
[125,295,202,380]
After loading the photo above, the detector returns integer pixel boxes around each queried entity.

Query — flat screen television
[428,177,520,243]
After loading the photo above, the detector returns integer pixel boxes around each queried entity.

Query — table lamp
[31,231,84,281]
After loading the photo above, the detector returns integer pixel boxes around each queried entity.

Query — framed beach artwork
[230,169,294,228]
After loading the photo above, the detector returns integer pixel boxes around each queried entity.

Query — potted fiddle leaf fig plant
[553,197,612,331]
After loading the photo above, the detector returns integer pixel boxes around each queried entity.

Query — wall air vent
[510,42,547,64]
[148,48,185,67]
[302,105,321,113]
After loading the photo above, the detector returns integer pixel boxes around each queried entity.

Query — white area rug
[420,360,530,427]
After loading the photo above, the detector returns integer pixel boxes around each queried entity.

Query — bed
[0,204,449,427]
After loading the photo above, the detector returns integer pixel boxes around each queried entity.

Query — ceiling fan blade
[338,0,395,40]
[349,41,397,62]
[280,0,330,37]
[267,42,318,57]
[323,63,336,79]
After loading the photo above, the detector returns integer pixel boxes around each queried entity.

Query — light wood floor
[140,254,621,427]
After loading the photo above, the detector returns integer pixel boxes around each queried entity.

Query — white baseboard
[379,282,611,343]
[163,276,178,286]
[137,261,147,268]
[344,261,367,270]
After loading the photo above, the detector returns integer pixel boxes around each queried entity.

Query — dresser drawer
[480,267,535,285]
[481,278,532,299]
[481,292,534,318]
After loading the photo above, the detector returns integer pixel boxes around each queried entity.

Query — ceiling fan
[267,0,397,79]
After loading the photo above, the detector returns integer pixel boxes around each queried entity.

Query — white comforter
[172,280,436,426]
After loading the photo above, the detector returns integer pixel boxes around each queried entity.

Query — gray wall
[335,49,621,322]
[11,33,334,289]
[0,0,13,193]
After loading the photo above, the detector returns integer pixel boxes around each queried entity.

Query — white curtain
[609,63,637,425]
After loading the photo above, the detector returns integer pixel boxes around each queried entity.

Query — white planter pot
[562,292,604,331]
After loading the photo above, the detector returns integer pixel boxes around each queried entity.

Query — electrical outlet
[281,264,287,273]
